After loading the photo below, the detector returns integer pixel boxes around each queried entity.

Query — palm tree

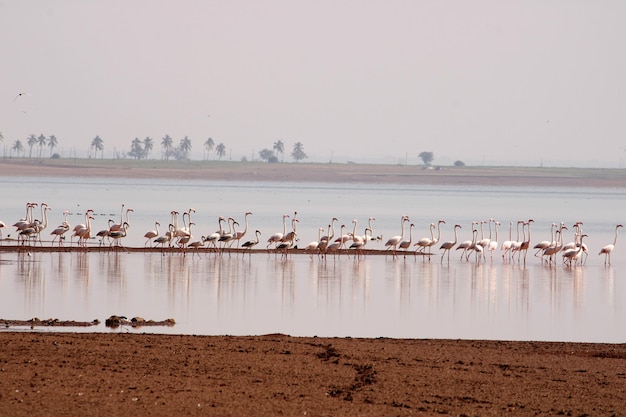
[27,134,37,158]
[204,137,214,160]
[91,136,104,159]
[48,135,58,156]
[273,140,285,162]
[129,137,144,160]
[179,136,192,159]
[291,142,307,162]
[143,137,154,160]
[12,140,23,158]
[216,143,226,160]
[161,134,173,160]
[37,134,47,158]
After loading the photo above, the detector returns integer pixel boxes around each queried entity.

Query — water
[0,176,625,343]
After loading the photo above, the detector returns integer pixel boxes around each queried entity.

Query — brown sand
[2,159,626,416]
[1,333,625,416]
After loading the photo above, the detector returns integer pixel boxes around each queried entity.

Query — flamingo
[362,217,376,245]
[349,227,369,259]
[465,229,481,263]
[542,224,567,264]
[50,217,71,247]
[320,217,338,243]
[218,218,237,250]
[414,223,435,254]
[267,214,290,249]
[71,209,94,245]
[562,222,589,264]
[509,220,524,261]
[325,224,346,258]
[304,227,325,258]
[457,221,478,261]
[233,211,253,248]
[500,221,514,261]
[110,205,133,232]
[534,223,557,257]
[517,219,534,264]
[109,222,129,250]
[178,221,196,254]
[399,223,415,258]
[242,230,261,249]
[564,234,588,267]
[14,202,37,233]
[488,221,500,260]
[335,219,356,246]
[439,224,461,263]
[385,215,409,259]
[73,214,94,248]
[277,218,299,257]
[144,222,160,247]
[423,219,445,260]
[188,236,208,257]
[477,220,490,249]
[599,224,623,265]
[318,223,334,259]
[279,217,299,247]
[203,216,224,250]
[33,203,51,245]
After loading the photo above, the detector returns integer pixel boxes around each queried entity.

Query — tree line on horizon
[0,131,460,166]
[0,132,308,163]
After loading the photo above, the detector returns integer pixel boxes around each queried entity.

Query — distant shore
[1,158,626,187]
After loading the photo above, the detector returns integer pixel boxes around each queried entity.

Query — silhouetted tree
[12,140,23,157]
[259,148,278,162]
[27,134,37,158]
[179,136,192,159]
[37,134,47,158]
[454,160,465,167]
[48,135,58,156]
[91,135,104,159]
[143,137,154,159]
[128,137,145,160]
[291,142,307,162]
[418,151,434,166]
[216,143,226,160]
[273,140,285,162]
[204,137,215,160]
[161,134,174,160]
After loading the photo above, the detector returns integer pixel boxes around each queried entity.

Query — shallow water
[0,176,624,342]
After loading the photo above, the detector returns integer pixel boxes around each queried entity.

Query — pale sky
[1,1,625,167]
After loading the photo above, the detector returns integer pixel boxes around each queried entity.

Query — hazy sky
[1,1,625,167]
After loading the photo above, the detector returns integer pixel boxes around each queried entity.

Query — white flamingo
[599,224,623,265]
[144,221,160,247]
[440,224,461,263]
[385,215,409,259]
[267,214,290,249]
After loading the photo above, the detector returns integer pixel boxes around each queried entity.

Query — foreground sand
[1,333,625,416]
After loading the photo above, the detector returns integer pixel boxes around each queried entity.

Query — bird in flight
[13,92,31,102]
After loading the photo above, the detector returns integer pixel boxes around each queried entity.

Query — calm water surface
[0,176,624,342]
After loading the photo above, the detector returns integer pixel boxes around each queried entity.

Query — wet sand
[2,159,626,415]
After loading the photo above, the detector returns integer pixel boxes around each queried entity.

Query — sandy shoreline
[1,332,625,416]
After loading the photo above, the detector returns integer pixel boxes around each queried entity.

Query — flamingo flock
[0,203,622,265]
